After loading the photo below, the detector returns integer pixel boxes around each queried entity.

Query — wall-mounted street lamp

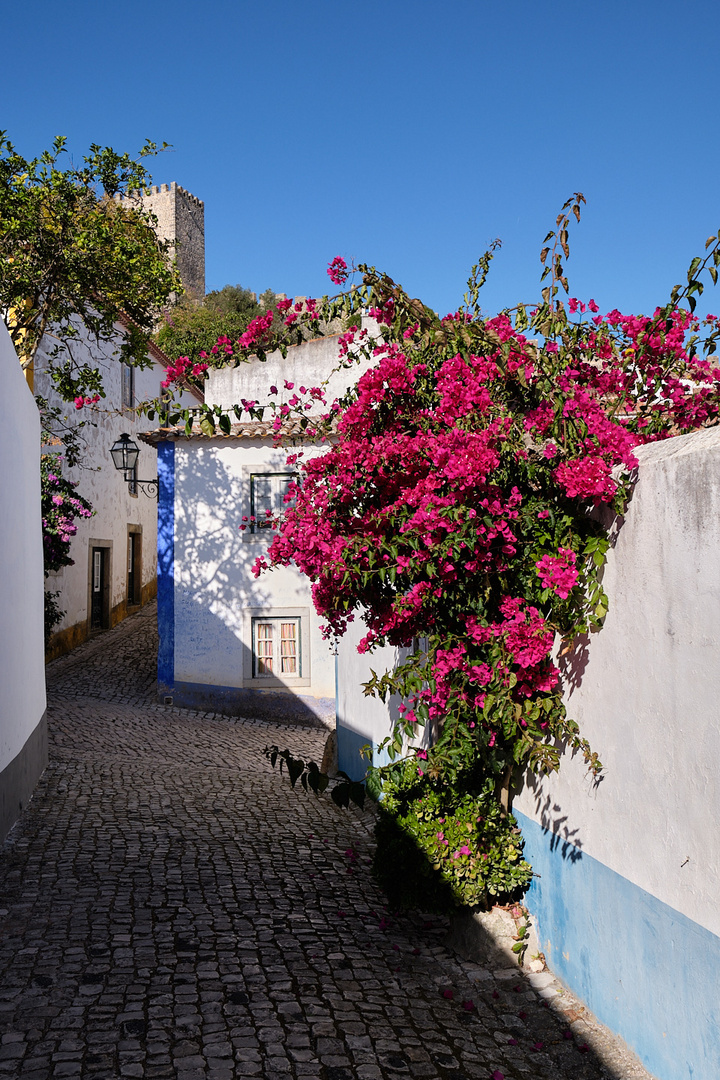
[109,434,159,500]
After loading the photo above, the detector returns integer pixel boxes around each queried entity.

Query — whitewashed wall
[332,424,720,1079]
[512,426,720,1080]
[0,325,47,841]
[165,435,336,724]
[205,319,379,416]
[336,616,430,779]
[35,324,195,654]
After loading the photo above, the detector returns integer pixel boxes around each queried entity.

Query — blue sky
[4,0,720,320]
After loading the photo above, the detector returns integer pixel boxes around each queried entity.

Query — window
[250,473,296,531]
[252,617,301,679]
[127,464,138,497]
[122,364,135,409]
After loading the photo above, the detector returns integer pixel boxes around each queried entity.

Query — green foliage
[264,746,366,809]
[0,131,179,445]
[40,453,93,647]
[374,756,531,913]
[155,285,279,367]
[44,590,64,648]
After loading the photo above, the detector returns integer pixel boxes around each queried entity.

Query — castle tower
[134,182,205,301]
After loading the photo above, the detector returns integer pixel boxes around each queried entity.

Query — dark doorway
[90,547,108,630]
[127,530,141,606]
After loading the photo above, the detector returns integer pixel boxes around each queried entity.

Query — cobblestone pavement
[0,604,656,1080]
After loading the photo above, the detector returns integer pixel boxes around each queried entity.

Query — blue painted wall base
[168,680,334,728]
[515,809,720,1080]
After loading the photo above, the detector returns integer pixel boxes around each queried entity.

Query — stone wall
[131,182,205,300]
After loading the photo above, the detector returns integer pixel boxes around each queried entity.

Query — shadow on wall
[163,441,334,729]
[518,772,585,865]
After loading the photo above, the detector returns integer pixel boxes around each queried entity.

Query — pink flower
[441,988,453,1000]
[535,547,578,599]
[327,256,349,285]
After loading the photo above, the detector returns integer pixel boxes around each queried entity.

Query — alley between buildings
[0,604,654,1080]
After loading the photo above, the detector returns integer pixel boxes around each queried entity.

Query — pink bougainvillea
[157,195,720,906]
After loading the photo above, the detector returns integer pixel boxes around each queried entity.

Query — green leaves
[264,747,364,807]
[1,130,180,455]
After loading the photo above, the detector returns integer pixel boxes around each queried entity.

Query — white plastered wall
[205,320,380,415]
[35,323,195,638]
[172,437,336,702]
[0,324,46,771]
[513,425,720,936]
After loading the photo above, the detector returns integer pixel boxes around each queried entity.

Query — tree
[0,132,180,454]
[154,284,279,371]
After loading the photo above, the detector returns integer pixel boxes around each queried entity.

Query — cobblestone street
[0,604,655,1080]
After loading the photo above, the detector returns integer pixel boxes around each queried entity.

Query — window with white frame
[252,617,301,679]
[249,473,296,531]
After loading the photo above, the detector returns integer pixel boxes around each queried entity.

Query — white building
[0,325,47,842]
[142,331,379,727]
[37,323,200,659]
[35,181,205,659]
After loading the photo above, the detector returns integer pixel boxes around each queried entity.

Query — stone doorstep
[445,904,543,973]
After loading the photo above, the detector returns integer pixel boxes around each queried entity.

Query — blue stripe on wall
[336,725,370,781]
[515,808,720,1080]
[156,441,174,689]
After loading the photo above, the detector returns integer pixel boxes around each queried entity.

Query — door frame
[127,525,143,607]
[87,540,112,633]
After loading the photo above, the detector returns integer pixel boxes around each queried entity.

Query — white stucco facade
[150,330,381,725]
[0,324,47,840]
[508,427,720,1080]
[336,615,430,779]
[513,425,720,935]
[179,436,335,702]
[331,425,720,1079]
[34,323,197,656]
[204,320,380,417]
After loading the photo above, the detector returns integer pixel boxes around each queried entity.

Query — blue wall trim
[516,808,720,1080]
[171,680,334,726]
[336,725,370,781]
[156,441,175,689]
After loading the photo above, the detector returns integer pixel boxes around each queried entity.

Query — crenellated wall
[129,182,205,300]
